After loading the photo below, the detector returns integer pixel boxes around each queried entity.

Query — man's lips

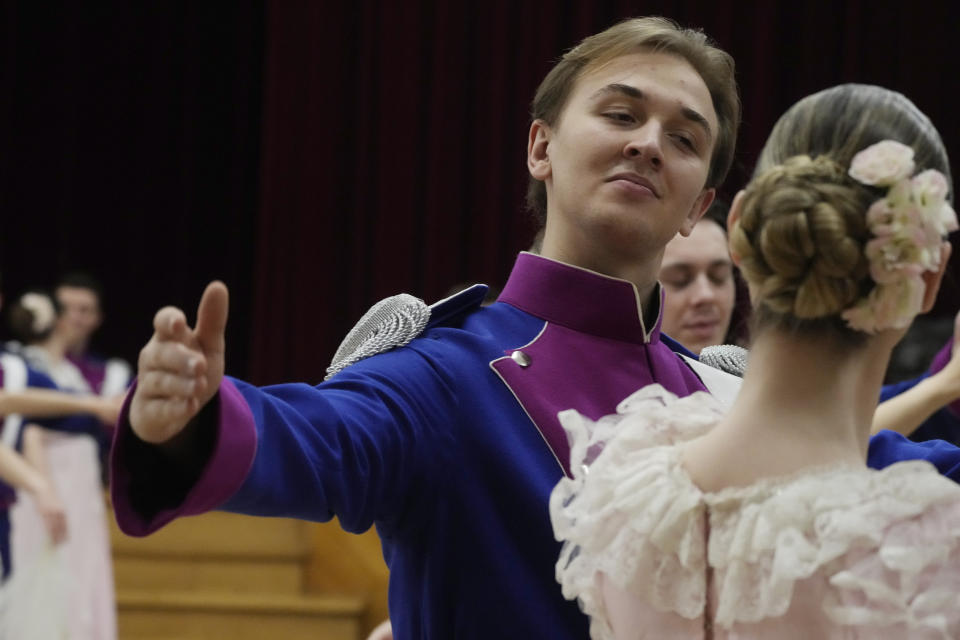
[683,320,721,337]
[607,173,660,198]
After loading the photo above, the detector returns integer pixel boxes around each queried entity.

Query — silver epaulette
[325,294,431,380]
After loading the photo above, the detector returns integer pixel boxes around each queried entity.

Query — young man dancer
[109,16,960,638]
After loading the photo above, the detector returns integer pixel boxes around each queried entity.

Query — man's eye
[604,112,635,123]
[671,133,695,150]
[709,266,733,285]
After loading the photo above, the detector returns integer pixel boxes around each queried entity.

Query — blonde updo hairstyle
[731,156,873,343]
[733,84,952,343]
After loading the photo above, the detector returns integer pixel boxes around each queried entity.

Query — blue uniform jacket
[111,253,960,639]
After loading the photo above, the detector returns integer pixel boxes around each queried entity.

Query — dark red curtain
[0,1,264,376]
[250,0,960,384]
[3,2,960,385]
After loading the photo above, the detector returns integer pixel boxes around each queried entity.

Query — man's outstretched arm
[112,279,459,537]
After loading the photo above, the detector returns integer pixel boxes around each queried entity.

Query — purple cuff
[110,378,258,536]
[928,339,960,416]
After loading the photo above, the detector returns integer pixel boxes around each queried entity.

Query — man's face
[530,50,717,263]
[55,285,102,349]
[660,219,735,354]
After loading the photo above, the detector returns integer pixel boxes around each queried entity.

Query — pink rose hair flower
[842,140,958,333]
[848,140,916,186]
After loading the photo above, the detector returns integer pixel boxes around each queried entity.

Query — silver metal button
[510,350,532,367]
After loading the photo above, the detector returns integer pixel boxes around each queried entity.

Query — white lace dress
[550,385,960,639]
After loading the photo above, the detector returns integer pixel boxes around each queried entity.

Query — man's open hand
[129,282,228,444]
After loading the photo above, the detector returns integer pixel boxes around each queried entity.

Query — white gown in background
[8,346,116,640]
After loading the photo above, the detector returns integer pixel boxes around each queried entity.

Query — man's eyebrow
[592,83,643,100]
[661,257,731,271]
[680,106,713,143]
[708,259,733,268]
[593,83,713,142]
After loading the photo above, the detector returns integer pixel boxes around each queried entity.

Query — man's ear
[921,241,953,313]
[527,119,552,181]
[727,189,746,266]
[677,188,715,237]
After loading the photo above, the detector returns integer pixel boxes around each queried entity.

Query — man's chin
[64,336,88,351]
[589,217,657,252]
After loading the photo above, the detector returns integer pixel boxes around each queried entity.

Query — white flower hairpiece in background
[20,292,57,334]
[842,140,959,333]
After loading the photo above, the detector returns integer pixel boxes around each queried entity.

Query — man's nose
[623,122,663,169]
[690,274,717,302]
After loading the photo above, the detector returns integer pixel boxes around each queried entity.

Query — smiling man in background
[659,201,737,354]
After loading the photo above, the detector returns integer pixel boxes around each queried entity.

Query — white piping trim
[487,321,566,475]
[518,252,661,343]
[501,318,548,352]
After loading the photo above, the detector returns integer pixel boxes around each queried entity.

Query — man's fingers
[139,370,201,397]
[131,283,226,445]
[153,306,191,342]
[139,340,206,376]
[136,395,191,419]
[130,396,196,443]
[194,281,229,353]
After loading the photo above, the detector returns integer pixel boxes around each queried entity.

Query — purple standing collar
[491,253,702,477]
[497,252,663,345]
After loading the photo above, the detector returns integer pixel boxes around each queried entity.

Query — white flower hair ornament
[20,292,57,334]
[842,140,959,333]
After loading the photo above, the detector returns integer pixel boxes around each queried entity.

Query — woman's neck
[39,333,69,362]
[683,327,896,492]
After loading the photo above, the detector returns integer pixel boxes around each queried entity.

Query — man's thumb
[194,281,229,351]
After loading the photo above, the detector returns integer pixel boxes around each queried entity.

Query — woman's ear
[921,241,953,313]
[727,190,746,266]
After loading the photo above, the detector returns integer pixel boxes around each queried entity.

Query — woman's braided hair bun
[731,155,874,324]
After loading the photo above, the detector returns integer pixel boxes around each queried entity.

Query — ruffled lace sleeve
[549,384,960,639]
[559,384,724,477]
[687,460,960,636]
[821,471,960,638]
[549,385,723,639]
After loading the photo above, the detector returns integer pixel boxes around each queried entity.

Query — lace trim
[550,384,960,636]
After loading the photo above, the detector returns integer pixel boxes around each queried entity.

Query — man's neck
[538,233,661,312]
[66,341,89,359]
